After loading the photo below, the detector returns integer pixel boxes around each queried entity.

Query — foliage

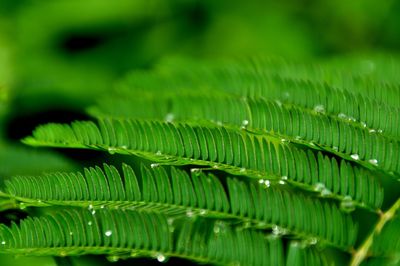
[0,57,398,266]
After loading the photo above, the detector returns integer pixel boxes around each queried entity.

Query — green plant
[0,57,399,265]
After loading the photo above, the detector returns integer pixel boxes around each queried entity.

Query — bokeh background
[0,0,399,265]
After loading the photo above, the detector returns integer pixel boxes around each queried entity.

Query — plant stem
[350,198,400,266]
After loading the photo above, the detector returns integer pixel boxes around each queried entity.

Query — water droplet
[377,129,383,133]
[308,238,318,245]
[108,147,117,155]
[350,154,360,160]
[347,117,356,122]
[214,226,220,234]
[186,210,194,218]
[151,163,159,168]
[191,168,200,173]
[165,113,174,123]
[338,113,347,119]
[240,168,246,173]
[314,183,325,192]
[309,142,316,147]
[332,146,338,151]
[157,254,167,263]
[37,200,42,203]
[216,121,223,126]
[360,122,367,128]
[156,150,162,156]
[120,145,128,149]
[241,120,249,127]
[313,105,325,114]
[107,255,119,262]
[340,196,355,212]
[88,204,93,209]
[295,136,302,140]
[258,179,264,184]
[281,176,288,180]
[212,165,219,169]
[1,241,5,245]
[199,209,207,215]
[264,180,271,187]
[321,188,332,197]
[167,218,174,225]
[88,221,93,226]
[272,225,287,235]
[69,232,73,236]
[105,230,112,237]
[278,180,285,185]
[19,203,26,210]
[369,129,376,133]
[281,138,288,143]
[91,210,96,215]
[368,159,378,166]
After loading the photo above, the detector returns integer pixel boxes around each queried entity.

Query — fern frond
[286,241,331,266]
[2,163,358,249]
[22,119,384,211]
[89,94,400,176]
[0,209,284,266]
[117,58,400,140]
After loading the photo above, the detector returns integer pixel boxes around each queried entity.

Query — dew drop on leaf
[199,209,207,215]
[321,188,332,197]
[108,147,117,155]
[314,182,325,192]
[157,254,167,263]
[340,196,355,213]
[313,105,325,114]
[165,113,174,123]
[368,159,378,166]
[350,154,360,160]
[105,230,112,237]
[107,255,119,262]
[151,163,159,168]
[186,209,194,218]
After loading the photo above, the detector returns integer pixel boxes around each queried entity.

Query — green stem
[350,198,400,266]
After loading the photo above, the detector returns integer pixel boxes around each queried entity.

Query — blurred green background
[0,0,399,265]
